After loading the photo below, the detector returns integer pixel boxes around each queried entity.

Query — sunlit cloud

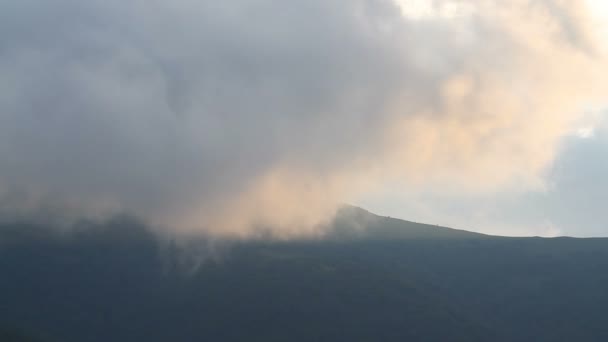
[0,0,606,237]
[395,0,475,19]
[575,127,595,139]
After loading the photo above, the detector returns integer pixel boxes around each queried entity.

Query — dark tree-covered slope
[1,208,608,342]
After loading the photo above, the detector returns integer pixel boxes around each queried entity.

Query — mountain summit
[330,205,488,240]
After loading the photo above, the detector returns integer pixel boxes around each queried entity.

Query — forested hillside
[1,208,607,342]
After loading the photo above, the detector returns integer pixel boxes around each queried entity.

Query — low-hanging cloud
[0,0,606,237]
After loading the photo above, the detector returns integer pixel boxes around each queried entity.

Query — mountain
[1,208,608,342]
[329,205,489,240]
[0,328,42,342]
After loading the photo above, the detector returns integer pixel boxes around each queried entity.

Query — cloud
[0,0,606,237]
[358,111,608,237]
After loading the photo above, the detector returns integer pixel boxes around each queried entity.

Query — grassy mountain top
[329,205,489,240]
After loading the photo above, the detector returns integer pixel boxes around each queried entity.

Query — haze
[0,0,607,237]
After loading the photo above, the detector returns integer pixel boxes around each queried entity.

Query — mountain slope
[1,210,608,342]
[329,205,489,240]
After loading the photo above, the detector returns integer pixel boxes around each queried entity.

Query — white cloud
[0,0,606,237]
[575,127,595,139]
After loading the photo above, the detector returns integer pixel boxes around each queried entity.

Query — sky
[359,0,608,237]
[0,0,607,238]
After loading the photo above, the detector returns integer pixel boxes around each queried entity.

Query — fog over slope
[2,208,608,342]
[1,0,607,236]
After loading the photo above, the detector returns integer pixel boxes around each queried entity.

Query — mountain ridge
[2,208,608,341]
[331,205,491,240]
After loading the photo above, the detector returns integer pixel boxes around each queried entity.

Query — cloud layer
[0,0,606,236]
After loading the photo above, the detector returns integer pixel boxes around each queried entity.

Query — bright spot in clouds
[395,0,474,19]
[588,0,608,48]
[576,127,595,139]
[396,0,608,49]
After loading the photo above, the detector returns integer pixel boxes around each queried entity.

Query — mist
[0,0,606,237]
